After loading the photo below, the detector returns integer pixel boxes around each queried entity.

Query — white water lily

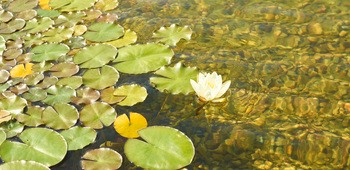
[190,72,231,102]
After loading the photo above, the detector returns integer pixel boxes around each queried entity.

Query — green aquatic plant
[81,148,122,170]
[152,24,192,46]
[0,160,50,170]
[60,126,97,151]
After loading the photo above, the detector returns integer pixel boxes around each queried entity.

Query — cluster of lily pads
[0,0,205,169]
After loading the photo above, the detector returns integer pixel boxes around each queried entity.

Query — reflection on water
[55,0,350,169]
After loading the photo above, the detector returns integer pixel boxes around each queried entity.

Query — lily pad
[100,86,125,104]
[0,35,5,55]
[80,102,117,129]
[82,65,119,90]
[0,95,27,115]
[0,70,9,83]
[0,19,26,34]
[15,106,44,127]
[60,126,97,150]
[42,85,76,105]
[36,9,61,17]
[0,120,24,138]
[50,62,79,77]
[0,110,11,124]
[17,9,37,20]
[152,24,192,46]
[42,103,79,130]
[49,0,96,12]
[124,126,195,170]
[113,43,173,74]
[56,76,82,89]
[95,0,119,11]
[22,17,54,34]
[83,22,124,42]
[0,160,50,170]
[81,148,122,170]
[150,62,198,95]
[0,11,13,22]
[105,29,137,48]
[7,0,38,12]
[36,76,58,89]
[0,128,67,166]
[114,84,148,106]
[0,129,5,145]
[42,27,74,43]
[22,87,47,102]
[31,43,70,62]
[74,44,117,68]
[10,63,34,78]
[71,87,100,105]
[114,112,147,138]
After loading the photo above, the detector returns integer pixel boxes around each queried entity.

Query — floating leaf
[50,62,79,77]
[31,43,70,62]
[95,0,118,11]
[81,148,122,170]
[55,12,85,27]
[83,22,124,42]
[105,29,137,48]
[42,27,74,43]
[0,95,27,115]
[60,126,97,150]
[56,76,82,89]
[100,86,125,104]
[74,44,117,68]
[0,11,13,22]
[42,103,79,130]
[36,9,61,17]
[24,73,44,86]
[114,84,147,106]
[0,19,26,33]
[10,63,33,78]
[49,0,96,12]
[73,25,87,36]
[125,126,195,170]
[113,43,173,74]
[9,83,29,95]
[39,0,51,10]
[0,70,9,83]
[0,160,50,170]
[22,87,47,102]
[0,110,12,124]
[0,129,5,145]
[66,36,86,49]
[80,102,117,129]
[0,128,67,166]
[0,120,24,138]
[82,65,119,90]
[114,112,147,138]
[0,35,5,55]
[36,76,58,89]
[150,62,198,95]
[17,9,37,20]
[7,0,38,12]
[71,87,100,105]
[152,24,192,46]
[16,106,44,127]
[22,17,54,34]
[42,85,76,105]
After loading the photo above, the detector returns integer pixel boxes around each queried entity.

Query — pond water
[0,0,349,169]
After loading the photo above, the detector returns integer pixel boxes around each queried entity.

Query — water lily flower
[190,72,231,102]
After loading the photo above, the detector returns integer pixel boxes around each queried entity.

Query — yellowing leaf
[10,63,34,78]
[39,0,51,10]
[114,112,147,139]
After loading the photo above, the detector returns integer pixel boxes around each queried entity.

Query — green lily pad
[114,84,148,106]
[0,95,27,115]
[106,29,137,48]
[95,0,119,11]
[74,44,117,68]
[22,87,47,102]
[36,76,58,89]
[125,126,195,170]
[150,62,198,95]
[0,120,24,138]
[0,11,13,22]
[71,87,100,105]
[24,73,45,86]
[83,22,124,42]
[36,9,61,17]
[152,24,192,46]
[0,129,6,145]
[49,0,96,12]
[50,62,79,77]
[42,27,74,43]
[0,128,67,166]
[56,76,82,89]
[113,43,173,74]
[80,102,117,129]
[100,86,126,104]
[81,148,122,170]
[42,103,79,130]
[7,0,38,12]
[42,85,76,105]
[55,12,85,27]
[0,19,26,34]
[0,35,5,55]
[60,126,97,150]
[0,70,9,83]
[15,106,44,127]
[31,43,70,62]
[0,161,50,170]
[0,110,11,124]
[17,9,37,20]
[22,17,54,34]
[82,65,119,90]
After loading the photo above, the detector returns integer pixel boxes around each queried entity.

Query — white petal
[215,80,231,98]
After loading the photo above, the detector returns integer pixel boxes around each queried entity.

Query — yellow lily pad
[114,112,147,138]
[10,63,34,78]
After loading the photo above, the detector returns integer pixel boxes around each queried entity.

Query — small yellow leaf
[10,63,34,78]
[39,0,51,10]
[0,110,12,124]
[114,112,147,138]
